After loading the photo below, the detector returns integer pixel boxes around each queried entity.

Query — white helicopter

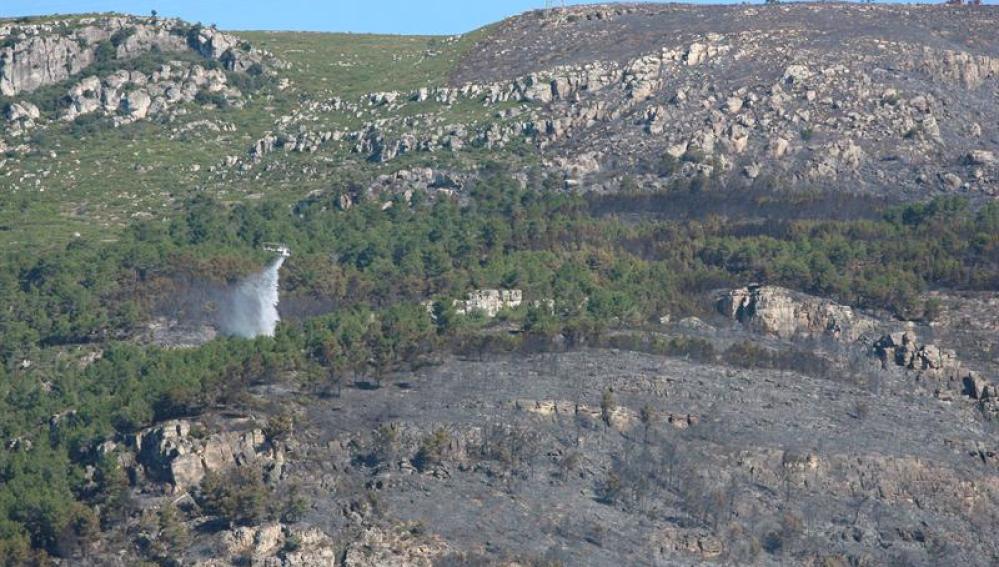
[262,243,291,257]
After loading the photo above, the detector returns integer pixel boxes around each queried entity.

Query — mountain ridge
[0,4,997,566]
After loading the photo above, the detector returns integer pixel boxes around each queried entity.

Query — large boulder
[190,27,267,72]
[122,89,152,119]
[134,419,268,492]
[964,372,995,400]
[718,285,875,340]
[685,42,708,66]
[4,101,40,122]
[940,172,963,190]
[966,150,996,166]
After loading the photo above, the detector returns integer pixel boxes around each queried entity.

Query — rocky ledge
[0,14,271,96]
[717,284,878,341]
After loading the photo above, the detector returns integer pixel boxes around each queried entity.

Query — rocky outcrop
[454,289,523,318]
[907,46,999,89]
[424,3,999,196]
[188,26,267,73]
[0,32,98,96]
[654,527,723,560]
[873,330,996,405]
[134,419,273,492]
[4,100,39,122]
[0,15,271,96]
[196,523,337,567]
[343,525,450,567]
[718,285,876,340]
[62,63,238,124]
[964,371,996,401]
[2,100,40,135]
[873,331,960,372]
[193,521,448,567]
[366,167,464,200]
[514,399,698,432]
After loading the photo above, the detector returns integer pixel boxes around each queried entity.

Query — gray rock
[964,372,994,400]
[966,150,995,166]
[1,34,97,96]
[0,16,270,97]
[940,172,963,190]
[122,90,152,119]
[719,285,876,340]
[783,64,812,84]
[134,419,269,493]
[4,101,39,122]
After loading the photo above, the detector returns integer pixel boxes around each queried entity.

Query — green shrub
[194,89,229,108]
[413,428,450,471]
[94,40,116,65]
[110,27,135,48]
[198,467,270,527]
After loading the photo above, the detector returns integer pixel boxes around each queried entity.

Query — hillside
[0,4,997,567]
[3,4,997,249]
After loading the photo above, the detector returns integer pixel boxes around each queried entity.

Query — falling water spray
[217,246,290,338]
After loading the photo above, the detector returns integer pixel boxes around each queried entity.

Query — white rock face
[4,101,40,122]
[0,15,269,96]
[0,34,97,96]
[718,285,876,341]
[685,42,708,66]
[454,289,523,318]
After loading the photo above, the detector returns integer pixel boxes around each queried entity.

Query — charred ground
[0,4,997,567]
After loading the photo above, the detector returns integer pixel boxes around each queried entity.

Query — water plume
[217,254,286,338]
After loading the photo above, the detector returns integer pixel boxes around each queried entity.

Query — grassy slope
[0,26,491,250]
[239,31,472,97]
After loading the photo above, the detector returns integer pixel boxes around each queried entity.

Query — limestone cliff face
[718,285,877,340]
[0,33,100,96]
[0,15,267,96]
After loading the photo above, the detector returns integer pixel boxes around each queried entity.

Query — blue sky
[2,1,989,35]
[3,1,746,35]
